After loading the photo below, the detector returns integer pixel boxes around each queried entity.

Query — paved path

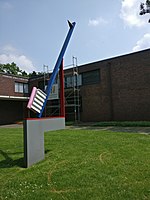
[0,124,23,128]
[0,123,150,135]
[66,125,150,135]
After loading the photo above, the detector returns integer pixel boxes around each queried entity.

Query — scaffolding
[65,56,80,121]
[43,57,81,121]
[43,65,49,117]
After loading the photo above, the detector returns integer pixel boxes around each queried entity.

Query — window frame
[82,69,100,86]
[15,82,29,93]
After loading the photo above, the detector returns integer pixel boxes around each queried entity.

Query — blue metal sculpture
[38,20,76,118]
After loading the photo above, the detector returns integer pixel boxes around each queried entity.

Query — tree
[0,62,44,77]
[21,70,28,76]
[29,71,45,78]
[0,62,28,76]
[139,0,150,23]
[29,71,37,77]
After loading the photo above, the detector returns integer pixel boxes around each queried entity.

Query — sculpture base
[23,117,65,168]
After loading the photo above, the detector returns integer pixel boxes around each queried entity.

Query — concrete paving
[0,123,150,135]
[0,124,23,128]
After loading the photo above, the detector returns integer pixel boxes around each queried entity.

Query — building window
[65,76,73,88]
[23,83,29,93]
[82,69,100,85]
[15,82,28,93]
[38,80,46,91]
[65,74,82,88]
[77,74,82,86]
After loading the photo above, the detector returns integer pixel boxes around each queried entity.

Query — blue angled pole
[38,20,76,118]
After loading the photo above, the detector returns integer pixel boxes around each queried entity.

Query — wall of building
[110,49,150,121]
[78,61,113,121]
[0,73,28,97]
[78,49,150,121]
[0,100,27,125]
[24,49,150,122]
[0,73,29,125]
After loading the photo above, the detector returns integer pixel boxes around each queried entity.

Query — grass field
[0,127,150,200]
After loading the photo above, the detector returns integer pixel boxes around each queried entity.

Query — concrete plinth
[24,117,65,167]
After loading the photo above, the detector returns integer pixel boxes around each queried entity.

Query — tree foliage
[140,0,150,23]
[0,62,45,77]
[28,71,45,78]
[0,62,28,76]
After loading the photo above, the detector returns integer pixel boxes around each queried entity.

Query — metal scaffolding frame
[43,56,81,121]
[65,56,80,122]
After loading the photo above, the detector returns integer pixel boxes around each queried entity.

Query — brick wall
[79,49,150,121]
[0,73,29,124]
[0,73,28,97]
[110,49,150,121]
[79,66,112,121]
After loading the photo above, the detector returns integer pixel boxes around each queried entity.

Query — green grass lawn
[0,127,150,200]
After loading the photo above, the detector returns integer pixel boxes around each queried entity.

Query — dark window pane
[24,83,28,93]
[82,70,100,85]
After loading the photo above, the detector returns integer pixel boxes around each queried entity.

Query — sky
[0,0,150,73]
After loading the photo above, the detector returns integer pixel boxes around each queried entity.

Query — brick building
[78,48,150,121]
[0,49,150,124]
[0,73,29,124]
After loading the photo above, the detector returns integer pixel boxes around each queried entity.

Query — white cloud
[0,45,36,73]
[88,17,108,27]
[2,44,18,54]
[0,2,13,10]
[132,33,150,51]
[120,0,148,27]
